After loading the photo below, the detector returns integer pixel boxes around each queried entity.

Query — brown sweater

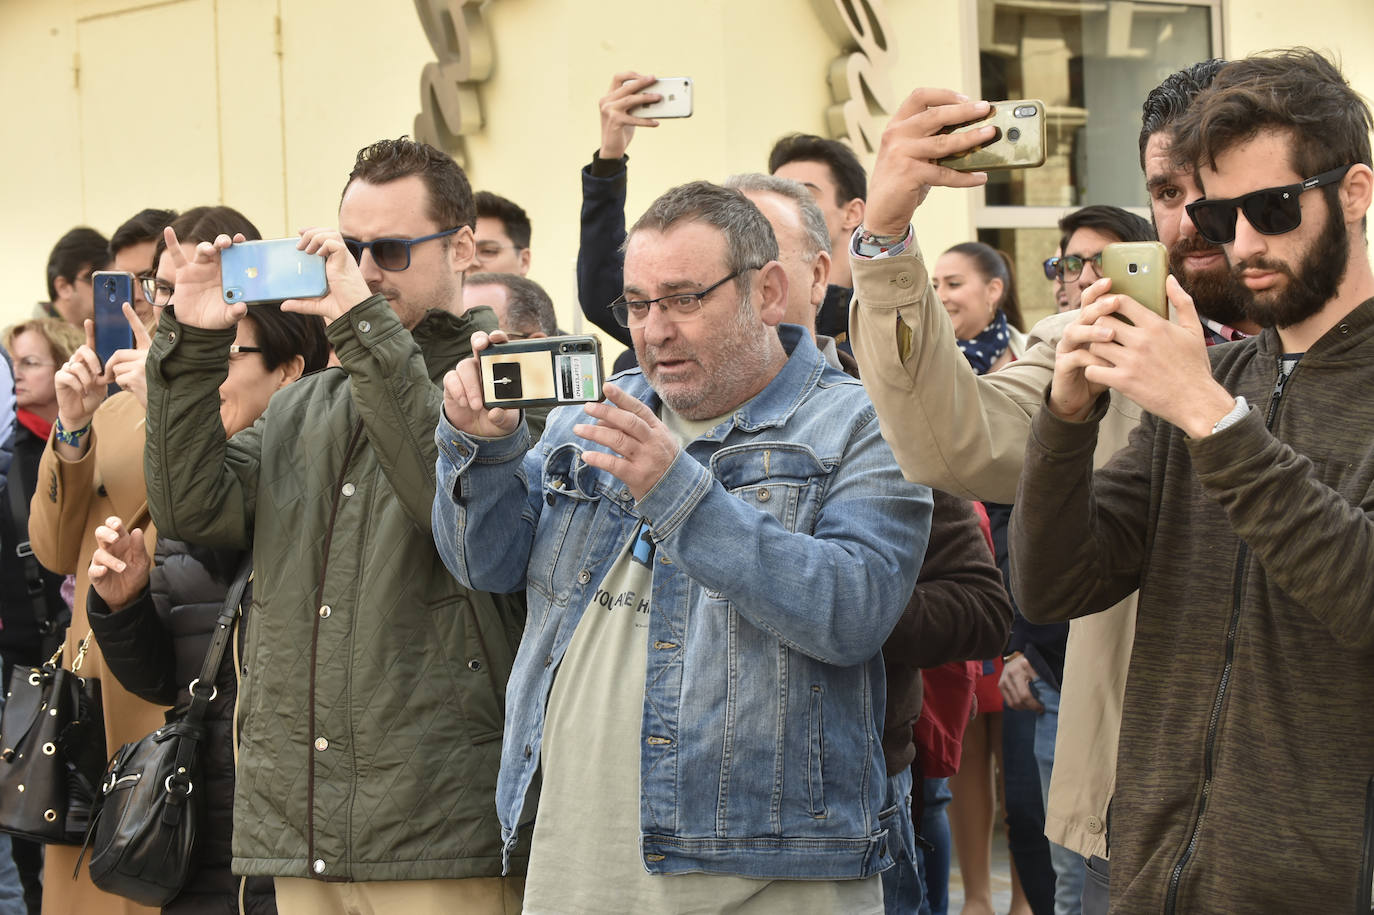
[1010,298,1374,914]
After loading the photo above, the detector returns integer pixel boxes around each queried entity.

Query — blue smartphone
[221,239,328,305]
[91,271,134,365]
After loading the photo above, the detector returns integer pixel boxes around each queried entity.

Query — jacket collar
[411,305,498,383]
[1254,296,1374,362]
[621,323,829,441]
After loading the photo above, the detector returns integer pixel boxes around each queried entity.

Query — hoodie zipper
[1165,356,1291,913]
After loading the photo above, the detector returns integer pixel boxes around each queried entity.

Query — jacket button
[318,605,331,619]
[545,492,555,506]
[341,483,355,497]
[312,859,326,874]
[756,488,771,502]
[358,320,371,333]
[167,331,176,343]
[467,659,482,671]
[577,569,591,584]
[315,737,329,752]
[1086,815,1103,834]
[620,488,632,501]
[894,272,914,289]
[659,555,671,565]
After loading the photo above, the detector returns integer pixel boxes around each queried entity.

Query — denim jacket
[433,325,933,880]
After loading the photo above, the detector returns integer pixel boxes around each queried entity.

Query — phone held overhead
[627,78,693,119]
[937,99,1047,171]
[221,238,329,305]
[479,336,605,410]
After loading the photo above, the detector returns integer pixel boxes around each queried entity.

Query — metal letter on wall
[810,0,897,155]
[413,0,495,167]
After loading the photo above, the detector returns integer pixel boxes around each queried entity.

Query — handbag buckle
[187,679,218,702]
[164,771,193,798]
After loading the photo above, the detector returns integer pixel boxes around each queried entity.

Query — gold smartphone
[936,100,1047,171]
[1101,242,1169,322]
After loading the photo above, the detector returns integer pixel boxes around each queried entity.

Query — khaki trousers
[274,876,525,915]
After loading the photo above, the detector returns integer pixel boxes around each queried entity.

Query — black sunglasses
[1185,164,1352,245]
[1042,256,1060,281]
[343,227,460,272]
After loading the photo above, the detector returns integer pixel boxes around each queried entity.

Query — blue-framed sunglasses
[343,227,461,272]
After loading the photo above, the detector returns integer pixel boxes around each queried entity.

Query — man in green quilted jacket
[142,138,528,914]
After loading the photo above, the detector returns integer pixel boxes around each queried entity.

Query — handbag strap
[5,450,55,637]
[184,554,253,728]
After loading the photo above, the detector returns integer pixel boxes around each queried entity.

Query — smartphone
[90,271,134,368]
[221,239,328,305]
[1102,241,1169,322]
[627,77,693,118]
[936,99,1047,171]
[479,336,604,410]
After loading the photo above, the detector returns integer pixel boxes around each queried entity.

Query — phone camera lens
[1014,105,1037,118]
[1007,127,1021,142]
[1128,263,1139,275]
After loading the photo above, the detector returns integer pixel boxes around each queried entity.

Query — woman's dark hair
[242,304,330,375]
[152,205,263,272]
[943,241,1025,331]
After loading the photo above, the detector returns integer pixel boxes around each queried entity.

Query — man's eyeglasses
[610,267,761,328]
[1057,253,1104,283]
[140,275,174,307]
[343,227,461,272]
[475,241,523,261]
[228,345,262,356]
[1185,164,1352,245]
[1042,256,1060,281]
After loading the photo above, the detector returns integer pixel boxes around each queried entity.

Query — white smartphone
[628,77,693,118]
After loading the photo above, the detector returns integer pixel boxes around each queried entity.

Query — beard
[1230,198,1347,329]
[1168,237,1248,327]
[640,297,775,421]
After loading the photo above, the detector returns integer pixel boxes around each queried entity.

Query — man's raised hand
[864,89,997,236]
[442,330,521,439]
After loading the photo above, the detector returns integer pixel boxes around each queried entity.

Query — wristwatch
[54,418,91,447]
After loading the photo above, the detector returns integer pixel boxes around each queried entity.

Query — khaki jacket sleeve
[849,242,1078,502]
[28,431,97,575]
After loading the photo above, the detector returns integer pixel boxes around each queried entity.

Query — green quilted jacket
[145,298,530,881]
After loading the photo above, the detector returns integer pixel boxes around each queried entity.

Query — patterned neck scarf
[957,309,1011,375]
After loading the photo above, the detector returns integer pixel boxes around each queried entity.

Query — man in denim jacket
[433,181,933,913]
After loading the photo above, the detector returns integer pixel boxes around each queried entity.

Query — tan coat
[848,242,1139,860]
[29,391,166,915]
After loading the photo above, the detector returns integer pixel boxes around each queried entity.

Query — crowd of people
[0,44,1367,915]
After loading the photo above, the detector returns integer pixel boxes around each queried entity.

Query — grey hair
[723,173,830,262]
[624,181,778,292]
[464,272,558,336]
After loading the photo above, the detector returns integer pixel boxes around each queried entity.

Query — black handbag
[81,556,252,906]
[0,633,107,844]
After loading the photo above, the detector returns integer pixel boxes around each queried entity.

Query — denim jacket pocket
[528,443,604,605]
[711,442,830,530]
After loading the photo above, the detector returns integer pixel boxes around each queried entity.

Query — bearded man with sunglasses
[1009,48,1374,911]
[142,137,530,913]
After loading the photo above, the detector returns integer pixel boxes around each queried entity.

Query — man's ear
[52,275,73,302]
[756,261,789,327]
[810,249,832,308]
[841,197,866,235]
[1340,164,1373,225]
[518,247,531,275]
[449,225,476,274]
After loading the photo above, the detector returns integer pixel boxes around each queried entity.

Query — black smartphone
[479,336,604,409]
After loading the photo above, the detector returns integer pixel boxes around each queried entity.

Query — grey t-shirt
[521,405,882,914]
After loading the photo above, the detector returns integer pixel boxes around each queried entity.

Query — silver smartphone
[479,336,605,409]
[628,78,693,118]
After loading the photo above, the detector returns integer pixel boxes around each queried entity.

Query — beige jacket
[29,392,166,915]
[848,242,1138,860]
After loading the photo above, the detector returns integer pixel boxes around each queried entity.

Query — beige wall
[1,0,1371,347]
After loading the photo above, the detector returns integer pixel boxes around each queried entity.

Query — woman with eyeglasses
[28,206,268,915]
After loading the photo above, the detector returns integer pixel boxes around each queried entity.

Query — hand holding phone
[601,71,664,160]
